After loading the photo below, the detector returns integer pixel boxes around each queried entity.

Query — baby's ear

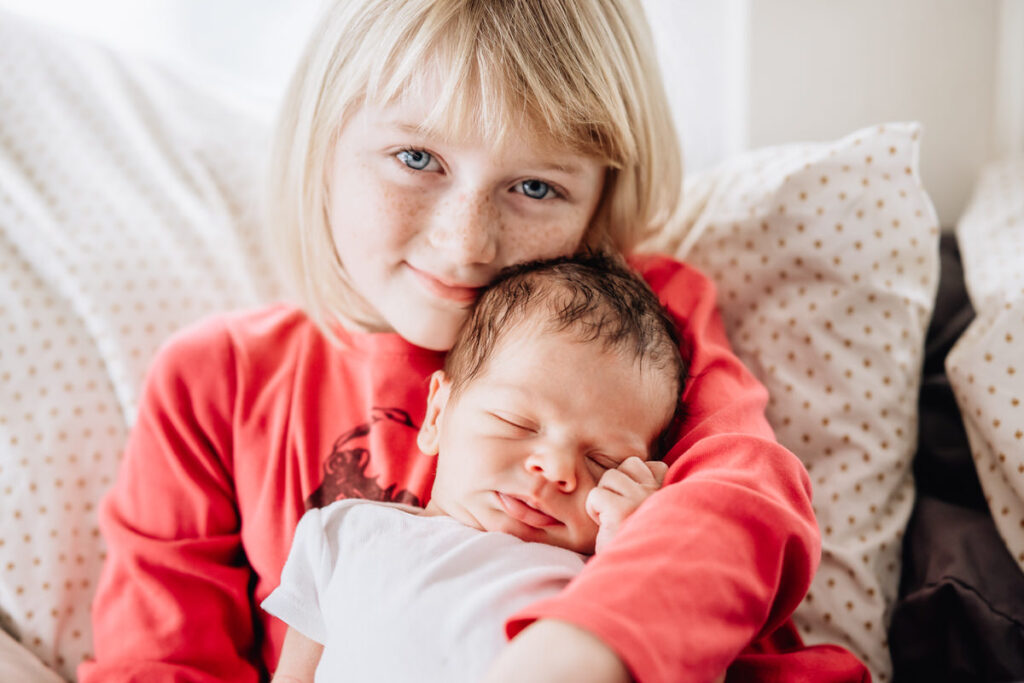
[417,371,451,456]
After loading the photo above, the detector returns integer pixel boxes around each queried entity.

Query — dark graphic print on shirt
[305,406,423,510]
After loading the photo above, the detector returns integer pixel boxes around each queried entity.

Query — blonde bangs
[369,1,636,170]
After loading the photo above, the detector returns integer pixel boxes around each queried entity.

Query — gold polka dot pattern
[0,14,282,679]
[642,122,940,683]
[947,158,1024,571]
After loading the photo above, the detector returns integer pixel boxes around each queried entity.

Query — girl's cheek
[503,219,586,261]
[371,187,427,240]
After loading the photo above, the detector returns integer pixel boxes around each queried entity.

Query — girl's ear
[417,371,451,456]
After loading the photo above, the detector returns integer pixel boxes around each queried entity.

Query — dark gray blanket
[889,234,1024,682]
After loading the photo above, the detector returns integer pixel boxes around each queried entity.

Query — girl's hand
[585,456,668,554]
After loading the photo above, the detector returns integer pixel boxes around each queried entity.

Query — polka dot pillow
[641,123,940,683]
[947,158,1024,569]
[0,13,282,679]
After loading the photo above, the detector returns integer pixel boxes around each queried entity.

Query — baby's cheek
[571,496,600,539]
[572,521,600,555]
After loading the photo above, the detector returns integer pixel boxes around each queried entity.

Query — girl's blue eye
[517,179,555,200]
[397,149,433,171]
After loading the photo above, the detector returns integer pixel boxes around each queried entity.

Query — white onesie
[262,499,585,682]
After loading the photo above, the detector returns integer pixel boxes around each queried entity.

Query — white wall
[0,0,321,111]
[995,0,1024,158]
[1,0,1012,225]
[644,0,749,174]
[746,0,1001,226]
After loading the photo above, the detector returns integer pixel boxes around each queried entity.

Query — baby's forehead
[483,313,641,375]
[466,315,678,431]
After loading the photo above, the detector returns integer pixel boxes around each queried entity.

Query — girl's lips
[407,264,483,303]
[496,492,562,528]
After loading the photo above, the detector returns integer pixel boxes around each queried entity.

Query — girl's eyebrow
[531,160,584,176]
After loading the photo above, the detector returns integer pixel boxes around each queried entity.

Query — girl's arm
[79,318,260,682]
[485,620,630,683]
[485,622,727,683]
[272,628,324,683]
[499,255,821,683]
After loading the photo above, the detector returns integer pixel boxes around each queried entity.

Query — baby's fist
[585,457,667,554]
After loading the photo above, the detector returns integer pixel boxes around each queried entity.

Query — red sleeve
[79,317,259,683]
[506,254,821,683]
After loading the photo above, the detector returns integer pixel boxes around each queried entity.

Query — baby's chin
[488,517,596,555]
[430,496,597,553]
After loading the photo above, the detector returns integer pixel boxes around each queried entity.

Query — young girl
[82,1,866,681]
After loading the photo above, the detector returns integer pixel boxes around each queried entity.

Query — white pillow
[946,158,1024,569]
[642,122,940,683]
[0,13,281,679]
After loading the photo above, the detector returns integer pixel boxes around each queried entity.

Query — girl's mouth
[406,263,483,303]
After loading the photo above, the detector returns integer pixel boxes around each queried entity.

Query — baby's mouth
[496,492,562,528]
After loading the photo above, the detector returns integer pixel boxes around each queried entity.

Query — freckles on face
[389,183,425,220]
[502,221,582,261]
[433,191,505,238]
[352,177,422,250]
[494,181,604,263]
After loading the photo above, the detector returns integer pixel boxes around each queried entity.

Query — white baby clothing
[262,499,585,682]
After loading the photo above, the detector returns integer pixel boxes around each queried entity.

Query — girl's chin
[388,313,463,351]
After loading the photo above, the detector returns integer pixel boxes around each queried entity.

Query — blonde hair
[266,0,682,332]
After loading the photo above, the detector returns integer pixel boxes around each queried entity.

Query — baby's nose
[526,448,577,493]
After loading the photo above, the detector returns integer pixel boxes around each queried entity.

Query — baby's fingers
[646,460,668,486]
[585,477,652,554]
[598,457,664,497]
[585,484,622,526]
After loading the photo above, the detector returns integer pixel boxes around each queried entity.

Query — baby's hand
[585,456,668,554]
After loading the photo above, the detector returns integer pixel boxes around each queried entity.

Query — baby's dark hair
[444,251,689,457]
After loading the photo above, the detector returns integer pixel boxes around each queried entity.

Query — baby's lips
[497,492,561,528]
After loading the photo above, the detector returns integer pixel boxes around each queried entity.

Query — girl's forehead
[357,90,589,162]
[363,56,608,163]
[375,76,534,141]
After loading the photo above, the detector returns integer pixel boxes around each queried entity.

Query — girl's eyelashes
[513,179,562,201]
[394,147,565,201]
[396,148,440,172]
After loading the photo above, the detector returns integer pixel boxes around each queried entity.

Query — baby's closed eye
[487,411,538,434]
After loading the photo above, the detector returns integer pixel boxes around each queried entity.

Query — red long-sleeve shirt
[80,254,868,682]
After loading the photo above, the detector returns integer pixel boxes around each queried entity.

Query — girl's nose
[427,189,499,265]
[525,448,577,493]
